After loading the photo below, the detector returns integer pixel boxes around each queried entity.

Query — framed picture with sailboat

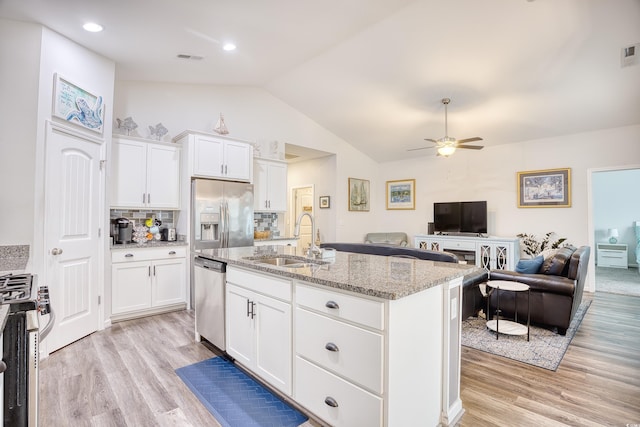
[348,178,370,211]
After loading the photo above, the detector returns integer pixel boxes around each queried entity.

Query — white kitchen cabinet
[254,159,287,212]
[111,137,181,209]
[225,267,292,395]
[173,131,252,182]
[111,247,187,320]
[414,234,519,270]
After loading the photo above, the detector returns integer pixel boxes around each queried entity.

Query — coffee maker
[113,218,132,244]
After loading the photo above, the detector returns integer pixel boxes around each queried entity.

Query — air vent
[177,54,204,61]
[621,43,638,67]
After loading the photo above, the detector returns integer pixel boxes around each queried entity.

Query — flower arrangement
[517,232,568,258]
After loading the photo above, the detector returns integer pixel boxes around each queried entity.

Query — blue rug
[175,357,308,427]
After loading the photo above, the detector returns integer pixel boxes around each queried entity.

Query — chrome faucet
[293,212,321,258]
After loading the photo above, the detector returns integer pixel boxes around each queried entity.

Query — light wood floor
[40,292,640,426]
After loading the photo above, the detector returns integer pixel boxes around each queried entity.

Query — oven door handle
[39,309,55,340]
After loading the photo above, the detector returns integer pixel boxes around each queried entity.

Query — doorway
[43,122,103,353]
[588,165,640,295]
[291,186,314,250]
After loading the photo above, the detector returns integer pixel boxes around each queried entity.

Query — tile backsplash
[110,209,175,228]
[254,212,280,237]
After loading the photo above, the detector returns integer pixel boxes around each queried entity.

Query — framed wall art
[517,168,571,208]
[348,178,370,211]
[319,196,330,209]
[386,179,415,210]
[53,73,104,134]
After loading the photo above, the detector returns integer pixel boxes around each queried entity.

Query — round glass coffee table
[485,280,530,341]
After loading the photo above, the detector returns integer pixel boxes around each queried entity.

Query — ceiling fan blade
[457,145,484,150]
[423,138,438,143]
[407,146,433,152]
[457,137,483,144]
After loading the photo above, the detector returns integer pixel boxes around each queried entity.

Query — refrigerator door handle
[225,201,231,248]
[219,203,225,247]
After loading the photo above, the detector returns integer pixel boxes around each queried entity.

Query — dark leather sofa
[488,245,590,335]
[320,243,488,319]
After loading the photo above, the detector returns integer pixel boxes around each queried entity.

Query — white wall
[592,167,640,266]
[377,125,640,249]
[0,19,41,246]
[114,81,380,241]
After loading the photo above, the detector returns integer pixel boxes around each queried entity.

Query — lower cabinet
[111,247,187,320]
[225,267,292,395]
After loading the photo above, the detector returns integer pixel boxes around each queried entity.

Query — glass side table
[486,280,530,341]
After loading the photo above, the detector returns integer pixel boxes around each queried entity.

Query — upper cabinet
[254,159,287,212]
[173,131,253,182]
[111,137,181,209]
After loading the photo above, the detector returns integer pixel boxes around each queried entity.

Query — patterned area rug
[176,357,308,427]
[461,300,591,371]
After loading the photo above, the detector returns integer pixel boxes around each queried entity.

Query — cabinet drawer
[227,266,292,302]
[295,284,384,330]
[295,357,382,427]
[111,246,186,263]
[442,240,476,251]
[296,308,383,393]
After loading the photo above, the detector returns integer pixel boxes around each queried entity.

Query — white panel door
[225,284,254,367]
[193,136,224,178]
[267,161,288,212]
[44,124,101,352]
[111,261,152,314]
[255,293,292,395]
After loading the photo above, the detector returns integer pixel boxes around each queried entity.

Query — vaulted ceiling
[2,0,639,162]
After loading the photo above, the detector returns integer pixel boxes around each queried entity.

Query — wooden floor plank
[40,292,640,426]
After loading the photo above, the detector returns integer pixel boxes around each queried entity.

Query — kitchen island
[197,245,478,427]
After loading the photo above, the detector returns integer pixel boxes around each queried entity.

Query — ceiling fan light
[437,145,456,157]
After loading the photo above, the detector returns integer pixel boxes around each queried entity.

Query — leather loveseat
[320,242,488,319]
[487,245,590,335]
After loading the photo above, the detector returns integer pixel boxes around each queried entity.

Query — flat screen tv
[434,201,487,234]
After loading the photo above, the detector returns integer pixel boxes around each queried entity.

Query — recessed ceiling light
[83,22,103,32]
[223,43,236,51]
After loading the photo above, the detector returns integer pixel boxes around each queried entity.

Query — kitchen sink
[244,256,327,268]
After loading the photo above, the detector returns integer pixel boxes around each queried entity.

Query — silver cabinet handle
[325,342,339,352]
[51,248,63,255]
[225,164,228,175]
[143,193,146,204]
[325,301,339,309]
[324,397,339,408]
[125,253,134,258]
[147,193,150,204]
[221,164,224,174]
[169,251,176,255]
[153,266,156,276]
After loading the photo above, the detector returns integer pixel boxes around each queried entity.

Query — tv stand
[436,232,488,238]
[415,234,520,271]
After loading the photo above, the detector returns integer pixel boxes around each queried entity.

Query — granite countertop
[111,241,188,250]
[197,245,478,300]
[0,244,30,274]
[254,236,299,242]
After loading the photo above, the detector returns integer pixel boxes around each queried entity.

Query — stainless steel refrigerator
[191,179,254,250]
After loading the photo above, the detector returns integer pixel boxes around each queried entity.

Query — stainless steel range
[0,273,53,426]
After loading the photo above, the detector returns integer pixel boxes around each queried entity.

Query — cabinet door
[253,159,269,210]
[226,284,255,367]
[224,141,252,181]
[193,136,224,178]
[111,261,152,314]
[255,293,292,395]
[151,257,186,307]
[111,139,147,208]
[146,144,180,209]
[266,161,287,212]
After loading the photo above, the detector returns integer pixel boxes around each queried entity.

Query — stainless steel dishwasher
[193,255,226,351]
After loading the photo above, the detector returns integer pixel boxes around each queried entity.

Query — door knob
[51,248,63,255]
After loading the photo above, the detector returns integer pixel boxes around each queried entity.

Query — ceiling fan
[409,98,484,157]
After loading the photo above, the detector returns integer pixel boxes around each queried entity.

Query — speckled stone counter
[111,241,188,250]
[253,236,299,243]
[197,244,478,300]
[0,244,30,273]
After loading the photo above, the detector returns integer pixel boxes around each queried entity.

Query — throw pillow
[515,255,544,274]
[539,246,575,275]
